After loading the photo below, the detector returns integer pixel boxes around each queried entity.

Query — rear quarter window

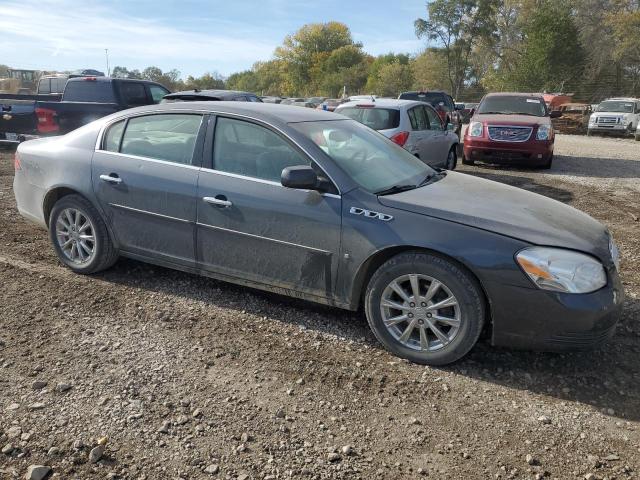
[63,81,116,103]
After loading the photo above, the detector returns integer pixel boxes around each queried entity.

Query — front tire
[364,252,485,366]
[49,194,118,274]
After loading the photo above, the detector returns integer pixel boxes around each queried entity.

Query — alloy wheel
[380,274,461,351]
[55,208,96,265]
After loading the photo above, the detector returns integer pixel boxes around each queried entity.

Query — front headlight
[468,121,483,137]
[516,247,606,293]
[589,115,596,124]
[609,236,620,271]
[536,124,551,140]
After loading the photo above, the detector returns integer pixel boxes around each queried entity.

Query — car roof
[337,98,424,109]
[602,97,639,102]
[164,89,256,99]
[483,92,544,98]
[121,101,348,124]
[65,76,161,85]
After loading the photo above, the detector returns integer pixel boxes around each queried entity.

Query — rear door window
[425,106,443,130]
[119,82,149,107]
[119,114,203,165]
[38,79,50,94]
[409,106,428,130]
[337,107,400,130]
[63,80,116,103]
[149,85,170,103]
[103,120,125,152]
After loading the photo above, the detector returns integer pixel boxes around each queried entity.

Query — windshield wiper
[418,171,446,187]
[375,184,417,196]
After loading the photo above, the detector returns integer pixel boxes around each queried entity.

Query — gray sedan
[13,102,623,365]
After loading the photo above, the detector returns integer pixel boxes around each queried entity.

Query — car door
[421,105,450,167]
[92,113,205,266]
[196,115,342,299]
[406,106,429,156]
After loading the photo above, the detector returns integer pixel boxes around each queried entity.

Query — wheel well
[43,187,82,226]
[352,246,493,334]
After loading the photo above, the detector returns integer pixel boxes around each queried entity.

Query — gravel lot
[0,133,639,480]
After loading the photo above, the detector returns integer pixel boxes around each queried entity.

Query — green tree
[415,0,498,97]
[275,22,364,95]
[412,49,451,92]
[184,72,225,90]
[503,0,584,92]
[364,53,411,92]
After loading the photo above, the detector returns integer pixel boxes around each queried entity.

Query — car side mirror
[550,110,562,118]
[281,165,322,191]
[446,122,455,131]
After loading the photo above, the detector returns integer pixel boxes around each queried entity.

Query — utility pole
[105,49,110,76]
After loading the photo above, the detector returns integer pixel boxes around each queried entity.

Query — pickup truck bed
[1,77,170,143]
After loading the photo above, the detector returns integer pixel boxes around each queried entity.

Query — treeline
[112,0,639,102]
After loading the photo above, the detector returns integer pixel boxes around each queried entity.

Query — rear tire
[364,252,485,366]
[49,194,118,274]
[445,146,457,170]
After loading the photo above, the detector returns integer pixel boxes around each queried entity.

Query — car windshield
[337,107,401,130]
[597,101,634,113]
[291,119,435,194]
[477,96,547,116]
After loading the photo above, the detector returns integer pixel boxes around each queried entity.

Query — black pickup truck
[0,77,170,144]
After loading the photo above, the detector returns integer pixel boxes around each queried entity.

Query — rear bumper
[463,137,553,165]
[489,267,624,351]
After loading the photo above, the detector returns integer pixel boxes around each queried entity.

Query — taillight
[35,107,59,133]
[390,131,409,147]
[14,151,21,171]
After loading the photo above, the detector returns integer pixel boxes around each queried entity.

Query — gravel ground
[0,133,639,480]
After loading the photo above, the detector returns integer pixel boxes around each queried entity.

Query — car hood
[473,113,550,126]
[377,172,611,261]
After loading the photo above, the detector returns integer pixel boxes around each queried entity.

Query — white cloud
[0,0,276,75]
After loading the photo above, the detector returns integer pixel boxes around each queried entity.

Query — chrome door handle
[100,174,122,184]
[203,196,232,207]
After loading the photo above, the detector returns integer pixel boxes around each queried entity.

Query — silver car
[335,99,459,169]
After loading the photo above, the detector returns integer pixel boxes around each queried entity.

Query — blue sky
[0,0,427,78]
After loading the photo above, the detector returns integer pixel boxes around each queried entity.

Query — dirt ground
[0,133,639,480]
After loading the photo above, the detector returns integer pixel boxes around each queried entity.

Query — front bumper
[489,267,624,351]
[463,136,553,165]
[588,123,630,134]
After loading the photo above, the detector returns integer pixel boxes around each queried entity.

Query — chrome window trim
[109,203,191,223]
[95,108,343,195]
[97,151,201,170]
[198,167,340,199]
[196,222,331,254]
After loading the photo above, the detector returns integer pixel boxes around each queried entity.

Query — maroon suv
[463,93,561,169]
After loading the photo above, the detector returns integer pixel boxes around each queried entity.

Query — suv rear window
[399,92,450,109]
[338,107,400,130]
[63,80,115,103]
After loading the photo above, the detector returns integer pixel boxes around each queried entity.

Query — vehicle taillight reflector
[84,76,97,81]
[390,131,410,147]
[35,107,59,133]
[14,151,21,171]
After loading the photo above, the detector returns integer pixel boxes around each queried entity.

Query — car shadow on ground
[461,154,640,180]
[98,257,640,422]
[457,169,574,203]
